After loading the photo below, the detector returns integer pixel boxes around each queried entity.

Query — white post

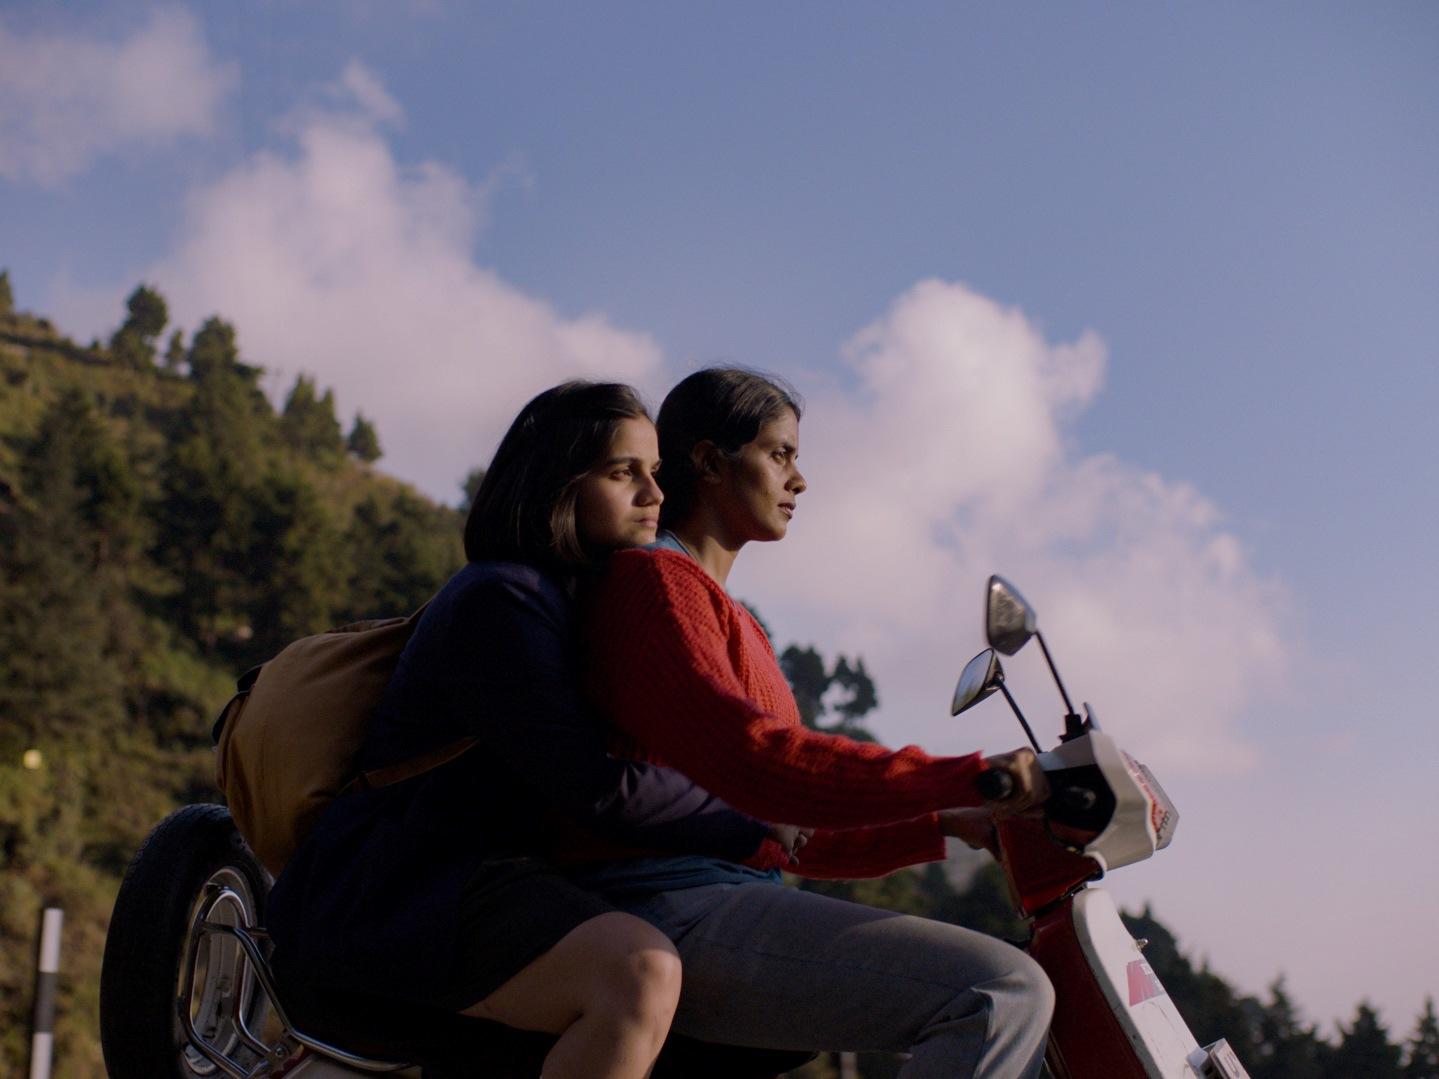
[838,1050,859,1079]
[29,906,63,1079]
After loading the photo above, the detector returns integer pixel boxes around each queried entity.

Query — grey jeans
[623,882,1054,1078]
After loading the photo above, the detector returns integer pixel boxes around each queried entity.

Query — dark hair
[656,367,803,528]
[464,381,650,571]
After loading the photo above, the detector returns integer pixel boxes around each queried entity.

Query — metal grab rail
[178,883,410,1076]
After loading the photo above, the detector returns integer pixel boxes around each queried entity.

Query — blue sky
[3,1,1436,1037]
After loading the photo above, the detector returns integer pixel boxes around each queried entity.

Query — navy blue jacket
[266,561,766,1007]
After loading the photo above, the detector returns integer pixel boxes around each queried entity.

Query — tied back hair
[464,381,650,573]
[656,367,802,530]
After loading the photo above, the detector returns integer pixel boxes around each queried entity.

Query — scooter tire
[100,802,273,1078]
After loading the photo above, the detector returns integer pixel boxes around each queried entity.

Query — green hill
[0,275,464,1074]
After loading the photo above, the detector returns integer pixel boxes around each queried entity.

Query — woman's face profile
[711,409,807,544]
[574,416,664,552]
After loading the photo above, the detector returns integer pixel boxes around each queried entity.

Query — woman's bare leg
[461,911,681,1079]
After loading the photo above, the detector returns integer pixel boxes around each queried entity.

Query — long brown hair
[464,381,650,572]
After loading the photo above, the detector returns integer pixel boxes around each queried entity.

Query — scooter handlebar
[976,767,1017,802]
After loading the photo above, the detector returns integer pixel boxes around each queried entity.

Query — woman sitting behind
[266,382,773,1079]
[579,368,1055,1077]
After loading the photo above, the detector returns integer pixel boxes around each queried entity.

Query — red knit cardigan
[584,548,989,879]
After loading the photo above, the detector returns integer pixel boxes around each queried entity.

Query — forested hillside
[0,273,463,1074]
[1,270,1434,1077]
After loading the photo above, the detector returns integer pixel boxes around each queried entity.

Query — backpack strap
[341,735,480,795]
[210,665,265,746]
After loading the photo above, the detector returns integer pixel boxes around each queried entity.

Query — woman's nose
[789,468,807,494]
[640,474,663,504]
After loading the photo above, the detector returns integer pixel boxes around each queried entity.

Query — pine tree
[828,656,879,739]
[779,645,880,738]
[0,268,13,315]
[109,284,168,368]
[346,413,382,463]
[460,467,487,511]
[1251,977,1326,1079]
[123,284,167,339]
[1404,997,1439,1079]
[242,466,342,654]
[780,645,830,727]
[28,388,143,564]
[158,434,250,648]
[164,329,186,372]
[187,316,239,383]
[187,316,267,399]
[334,491,463,623]
[1332,1001,1403,1078]
[0,391,130,750]
[158,318,271,646]
[280,375,345,464]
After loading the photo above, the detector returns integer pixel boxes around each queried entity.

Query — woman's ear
[691,440,724,485]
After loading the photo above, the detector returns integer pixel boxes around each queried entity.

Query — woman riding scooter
[265,382,790,1079]
[577,368,1056,1077]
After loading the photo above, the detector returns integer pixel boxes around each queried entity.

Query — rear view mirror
[987,576,1037,656]
[951,649,1004,716]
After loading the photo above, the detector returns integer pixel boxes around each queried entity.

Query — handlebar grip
[976,767,1016,802]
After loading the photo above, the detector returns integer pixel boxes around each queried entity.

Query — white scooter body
[1071,888,1244,1078]
[1002,725,1249,1078]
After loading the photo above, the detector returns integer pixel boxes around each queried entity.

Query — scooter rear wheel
[100,803,274,1078]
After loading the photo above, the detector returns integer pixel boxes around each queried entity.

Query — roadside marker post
[29,906,63,1079]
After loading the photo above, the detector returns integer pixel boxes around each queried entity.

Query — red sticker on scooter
[1127,959,1166,1006]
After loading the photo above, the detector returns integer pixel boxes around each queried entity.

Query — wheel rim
[178,866,266,1075]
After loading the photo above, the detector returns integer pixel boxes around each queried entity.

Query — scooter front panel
[1069,888,1205,1077]
[1029,899,1148,1079]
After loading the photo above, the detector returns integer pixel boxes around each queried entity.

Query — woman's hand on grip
[978,748,1048,815]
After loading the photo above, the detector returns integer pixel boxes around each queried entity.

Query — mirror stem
[998,683,1042,753]
[1035,631,1078,717]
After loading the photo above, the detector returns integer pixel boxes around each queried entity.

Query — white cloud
[50,58,1284,775]
[277,58,407,139]
[732,280,1288,775]
[138,72,659,500]
[334,59,405,127]
[0,8,236,184]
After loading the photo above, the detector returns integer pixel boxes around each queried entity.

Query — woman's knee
[620,939,684,1019]
[463,912,679,1032]
[930,927,1054,1028]
[584,913,682,1019]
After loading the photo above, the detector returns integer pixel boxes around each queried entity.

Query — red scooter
[957,575,1250,1079]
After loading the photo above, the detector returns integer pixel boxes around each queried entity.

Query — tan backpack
[213,606,475,876]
